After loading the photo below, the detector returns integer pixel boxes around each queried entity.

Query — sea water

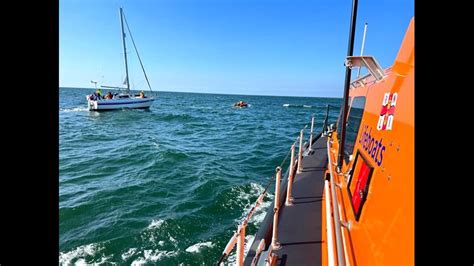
[59,87,341,265]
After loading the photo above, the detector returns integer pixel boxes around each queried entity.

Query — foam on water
[234,182,274,226]
[282,103,315,108]
[59,243,102,265]
[147,219,165,230]
[121,248,138,261]
[169,236,177,243]
[74,258,87,265]
[60,107,89,112]
[131,249,178,264]
[185,241,214,253]
[249,197,273,225]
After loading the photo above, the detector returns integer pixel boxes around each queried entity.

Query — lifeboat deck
[245,135,327,265]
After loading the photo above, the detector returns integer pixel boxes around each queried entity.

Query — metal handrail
[285,144,296,206]
[297,129,304,173]
[327,139,345,266]
[217,231,238,265]
[251,239,266,266]
[323,105,330,135]
[309,115,315,150]
[270,167,282,249]
[264,244,275,265]
[324,180,335,265]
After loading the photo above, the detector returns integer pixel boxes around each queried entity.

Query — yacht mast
[119,7,130,92]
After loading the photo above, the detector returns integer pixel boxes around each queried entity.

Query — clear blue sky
[59,0,413,97]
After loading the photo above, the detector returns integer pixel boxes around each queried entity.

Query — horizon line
[59,86,342,99]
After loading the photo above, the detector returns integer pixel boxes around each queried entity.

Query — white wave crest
[60,107,89,112]
[235,182,265,203]
[234,182,274,225]
[131,257,147,265]
[121,247,138,261]
[147,219,165,230]
[169,236,177,244]
[73,258,87,265]
[185,241,214,253]
[131,249,177,264]
[249,198,272,225]
[59,243,103,265]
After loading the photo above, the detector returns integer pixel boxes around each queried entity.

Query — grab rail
[251,239,266,266]
[324,180,335,265]
[309,116,315,150]
[327,139,346,266]
[285,144,296,206]
[270,167,282,249]
[323,105,330,135]
[297,129,304,173]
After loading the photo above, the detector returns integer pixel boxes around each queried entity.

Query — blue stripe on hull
[91,106,151,112]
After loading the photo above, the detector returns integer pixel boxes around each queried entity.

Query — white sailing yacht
[86,8,155,111]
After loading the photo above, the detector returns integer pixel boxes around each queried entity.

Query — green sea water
[59,87,341,265]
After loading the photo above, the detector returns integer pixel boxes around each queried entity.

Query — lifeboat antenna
[357,22,368,78]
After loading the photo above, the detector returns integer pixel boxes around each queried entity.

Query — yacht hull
[87,97,154,111]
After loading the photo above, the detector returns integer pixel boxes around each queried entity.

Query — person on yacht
[95,88,102,99]
[104,91,113,100]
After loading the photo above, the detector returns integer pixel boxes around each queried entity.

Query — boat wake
[282,103,314,108]
[59,243,105,265]
[185,241,215,253]
[147,219,165,230]
[130,249,178,264]
[60,107,89,113]
[234,183,273,226]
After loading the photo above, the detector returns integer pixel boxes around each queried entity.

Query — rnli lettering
[359,125,386,166]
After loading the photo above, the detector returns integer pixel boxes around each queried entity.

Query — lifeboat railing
[217,112,329,265]
[322,104,330,136]
[326,122,354,266]
[345,55,387,82]
[327,138,345,266]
